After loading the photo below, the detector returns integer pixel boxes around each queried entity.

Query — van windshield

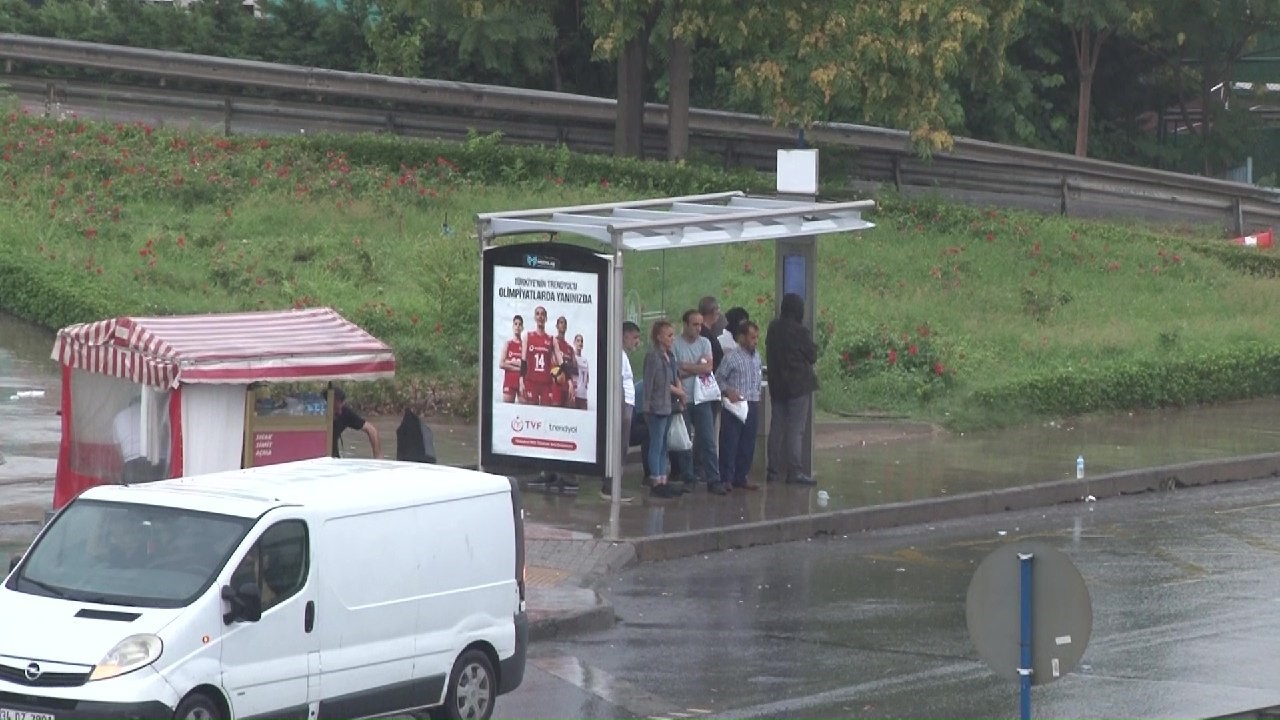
[6,500,254,609]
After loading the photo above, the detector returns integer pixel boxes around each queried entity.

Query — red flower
[908,344,918,356]
[887,349,898,366]
[933,362,945,375]
[84,228,97,240]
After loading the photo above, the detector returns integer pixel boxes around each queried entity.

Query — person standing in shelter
[674,309,723,493]
[643,319,686,498]
[573,333,590,410]
[716,320,763,491]
[698,296,725,372]
[765,293,818,485]
[499,314,525,403]
[602,321,641,503]
[331,387,382,459]
[719,307,749,354]
[114,397,155,483]
[523,306,560,406]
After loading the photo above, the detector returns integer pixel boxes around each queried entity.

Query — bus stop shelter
[476,183,875,524]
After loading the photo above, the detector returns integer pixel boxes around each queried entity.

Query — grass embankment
[3,108,1280,429]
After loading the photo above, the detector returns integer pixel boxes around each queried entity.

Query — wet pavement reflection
[0,315,60,517]
[533,479,1280,718]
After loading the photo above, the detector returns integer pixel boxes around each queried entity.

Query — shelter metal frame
[476,191,875,529]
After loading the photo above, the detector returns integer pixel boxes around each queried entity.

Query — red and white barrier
[1232,229,1274,248]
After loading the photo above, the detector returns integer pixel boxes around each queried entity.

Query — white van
[0,458,528,720]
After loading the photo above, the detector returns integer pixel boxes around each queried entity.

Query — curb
[526,540,637,642]
[621,452,1280,563]
[527,591,618,642]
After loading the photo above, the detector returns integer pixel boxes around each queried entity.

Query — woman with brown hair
[642,319,687,498]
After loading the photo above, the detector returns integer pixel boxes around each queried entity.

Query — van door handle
[304,601,315,633]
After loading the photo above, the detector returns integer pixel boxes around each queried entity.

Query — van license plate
[0,708,55,720]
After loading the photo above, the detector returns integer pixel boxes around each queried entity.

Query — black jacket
[765,293,819,401]
[700,325,724,372]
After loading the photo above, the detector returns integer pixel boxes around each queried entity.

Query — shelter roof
[476,191,875,250]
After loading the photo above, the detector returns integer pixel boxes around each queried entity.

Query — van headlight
[89,634,163,681]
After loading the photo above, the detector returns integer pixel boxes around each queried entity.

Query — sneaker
[600,490,635,503]
[788,475,817,486]
[707,482,728,495]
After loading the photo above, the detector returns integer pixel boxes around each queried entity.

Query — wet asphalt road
[510,478,1280,720]
[7,478,1280,719]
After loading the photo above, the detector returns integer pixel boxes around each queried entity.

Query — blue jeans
[675,402,720,485]
[719,400,760,486]
[645,412,672,479]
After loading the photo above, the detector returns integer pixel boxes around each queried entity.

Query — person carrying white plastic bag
[716,320,763,491]
[673,309,725,494]
[642,319,688,498]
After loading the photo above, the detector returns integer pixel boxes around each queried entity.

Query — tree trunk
[667,36,691,160]
[614,35,648,158]
[1074,72,1093,157]
[1072,25,1110,158]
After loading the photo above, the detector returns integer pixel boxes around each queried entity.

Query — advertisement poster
[481,243,609,475]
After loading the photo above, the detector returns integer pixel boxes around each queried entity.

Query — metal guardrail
[3,32,1280,234]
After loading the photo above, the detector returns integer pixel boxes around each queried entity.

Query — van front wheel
[174,692,222,720]
[435,649,496,720]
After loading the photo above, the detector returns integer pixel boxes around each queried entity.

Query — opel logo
[24,662,41,681]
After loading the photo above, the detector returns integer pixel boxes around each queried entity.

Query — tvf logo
[511,417,543,432]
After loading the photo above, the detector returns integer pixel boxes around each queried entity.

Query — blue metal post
[1018,552,1034,720]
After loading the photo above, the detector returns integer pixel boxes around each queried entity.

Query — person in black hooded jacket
[764,293,819,485]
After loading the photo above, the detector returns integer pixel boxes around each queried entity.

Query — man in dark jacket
[764,293,818,485]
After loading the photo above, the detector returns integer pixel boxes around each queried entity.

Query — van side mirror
[221,582,263,624]
[7,555,19,574]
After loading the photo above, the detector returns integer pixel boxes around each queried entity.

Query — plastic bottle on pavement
[1076,455,1085,480]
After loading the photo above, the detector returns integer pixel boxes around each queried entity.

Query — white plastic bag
[693,372,721,404]
[666,413,692,451]
[722,397,748,422]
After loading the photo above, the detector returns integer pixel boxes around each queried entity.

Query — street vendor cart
[49,307,395,508]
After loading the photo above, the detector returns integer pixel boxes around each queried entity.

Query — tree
[708,0,1027,155]
[365,1,556,82]
[1060,0,1149,157]
[1142,0,1280,174]
[585,0,661,158]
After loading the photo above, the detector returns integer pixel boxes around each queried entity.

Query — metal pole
[477,219,490,473]
[607,234,626,535]
[1018,552,1034,720]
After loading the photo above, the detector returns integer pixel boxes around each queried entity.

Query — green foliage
[4,110,1280,426]
[970,345,1280,418]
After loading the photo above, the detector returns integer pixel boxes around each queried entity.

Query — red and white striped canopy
[52,307,396,388]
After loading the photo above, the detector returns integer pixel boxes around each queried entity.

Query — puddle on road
[0,314,60,485]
